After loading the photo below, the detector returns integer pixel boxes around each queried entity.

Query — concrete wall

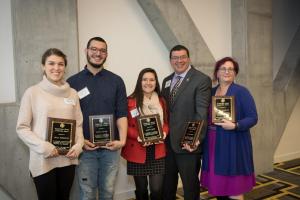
[273,0,300,79]
[77,0,171,95]
[0,0,15,103]
[274,98,300,162]
[182,0,232,61]
[0,0,79,199]
[231,0,300,173]
[273,0,300,163]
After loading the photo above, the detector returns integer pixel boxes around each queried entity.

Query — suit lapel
[171,67,195,105]
[162,74,174,100]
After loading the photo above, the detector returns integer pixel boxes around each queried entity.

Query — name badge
[165,80,171,88]
[130,108,140,118]
[64,98,76,105]
[78,87,90,99]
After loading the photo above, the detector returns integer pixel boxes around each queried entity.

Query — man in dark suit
[162,45,211,200]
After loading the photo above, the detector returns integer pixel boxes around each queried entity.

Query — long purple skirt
[200,129,256,196]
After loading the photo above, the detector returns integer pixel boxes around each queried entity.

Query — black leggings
[134,174,164,200]
[33,165,75,200]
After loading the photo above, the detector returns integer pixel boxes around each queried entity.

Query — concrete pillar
[0,0,79,199]
[137,0,215,72]
[232,0,299,173]
[232,0,274,173]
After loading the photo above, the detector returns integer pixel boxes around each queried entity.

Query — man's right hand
[83,139,100,151]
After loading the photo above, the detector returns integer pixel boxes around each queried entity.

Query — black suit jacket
[161,66,211,153]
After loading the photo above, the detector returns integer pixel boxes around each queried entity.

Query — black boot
[135,190,149,200]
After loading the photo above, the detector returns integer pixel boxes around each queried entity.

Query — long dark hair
[129,68,161,114]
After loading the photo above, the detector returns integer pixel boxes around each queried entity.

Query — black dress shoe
[216,196,230,200]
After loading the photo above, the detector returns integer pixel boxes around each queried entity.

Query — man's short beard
[87,55,106,69]
[88,60,103,69]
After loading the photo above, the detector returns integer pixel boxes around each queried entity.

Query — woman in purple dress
[200,57,258,200]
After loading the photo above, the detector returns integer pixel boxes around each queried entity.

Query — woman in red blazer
[121,68,169,200]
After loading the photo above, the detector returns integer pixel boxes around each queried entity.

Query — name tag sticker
[130,108,140,118]
[78,87,90,99]
[64,98,76,105]
[165,80,171,88]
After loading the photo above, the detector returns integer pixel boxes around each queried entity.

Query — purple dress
[200,105,256,196]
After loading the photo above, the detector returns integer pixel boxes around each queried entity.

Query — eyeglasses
[88,47,107,54]
[218,67,235,73]
[171,55,188,61]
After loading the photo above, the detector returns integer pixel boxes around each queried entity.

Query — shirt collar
[83,65,105,76]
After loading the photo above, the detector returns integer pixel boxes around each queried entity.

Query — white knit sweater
[16,76,84,177]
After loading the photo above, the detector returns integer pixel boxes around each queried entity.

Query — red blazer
[121,96,169,164]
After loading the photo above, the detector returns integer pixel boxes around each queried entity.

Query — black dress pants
[33,165,75,200]
[163,139,201,200]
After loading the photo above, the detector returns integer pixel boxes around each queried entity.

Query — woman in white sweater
[16,48,84,200]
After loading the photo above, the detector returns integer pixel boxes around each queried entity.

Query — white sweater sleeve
[16,88,55,158]
[70,95,84,155]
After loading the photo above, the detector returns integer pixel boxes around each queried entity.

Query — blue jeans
[77,149,120,200]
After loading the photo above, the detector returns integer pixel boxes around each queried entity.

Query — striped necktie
[169,76,182,105]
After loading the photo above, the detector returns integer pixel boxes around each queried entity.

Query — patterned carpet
[128,158,300,200]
